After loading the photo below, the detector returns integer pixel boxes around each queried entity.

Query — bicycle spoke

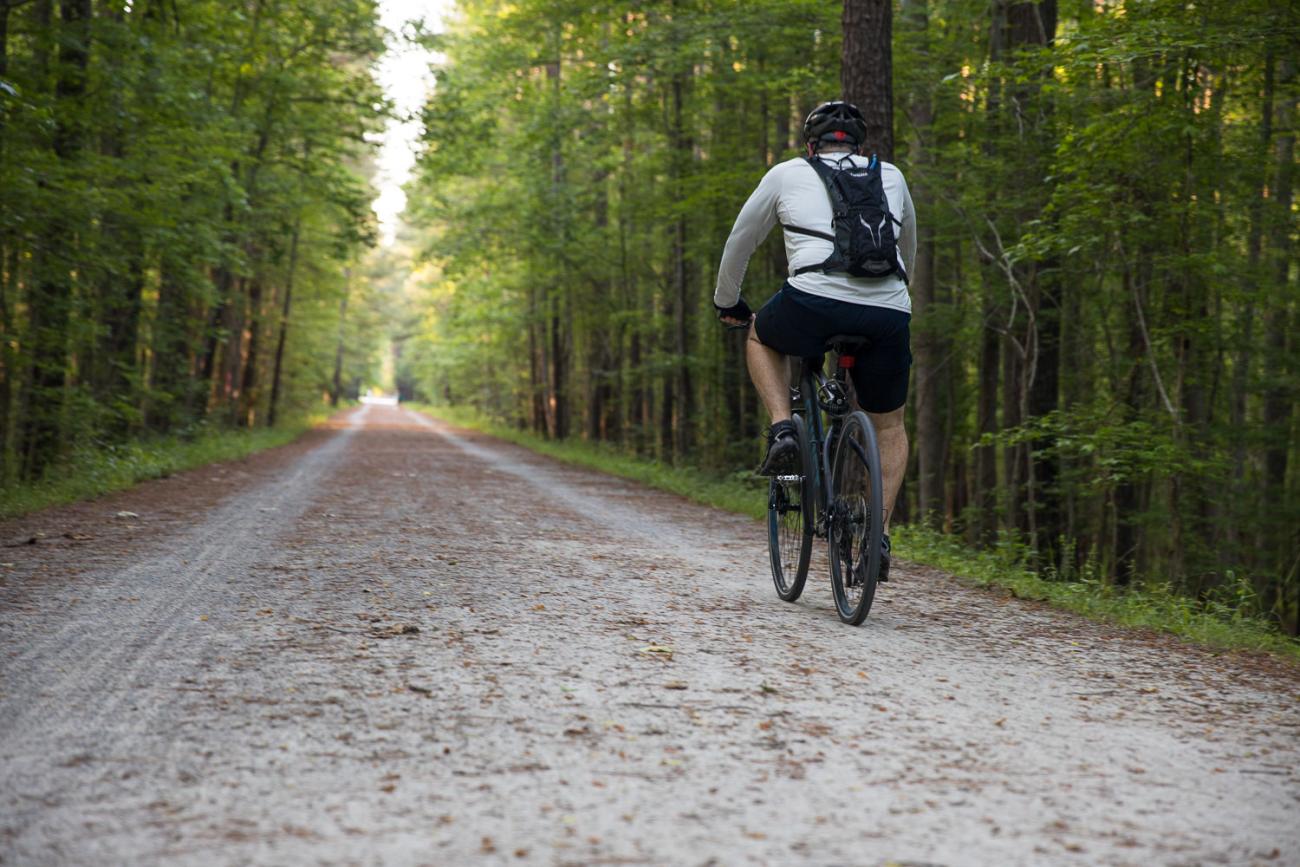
[767,414,812,602]
[827,411,884,625]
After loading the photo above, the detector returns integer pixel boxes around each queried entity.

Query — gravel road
[2,404,1297,866]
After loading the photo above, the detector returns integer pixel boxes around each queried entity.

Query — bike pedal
[775,474,802,482]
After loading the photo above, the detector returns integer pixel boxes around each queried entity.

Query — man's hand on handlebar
[715,297,754,331]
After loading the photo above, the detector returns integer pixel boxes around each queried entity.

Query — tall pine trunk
[841,0,892,159]
[21,0,91,479]
[267,220,301,427]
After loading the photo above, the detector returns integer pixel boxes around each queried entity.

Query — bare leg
[868,407,908,532]
[747,324,791,423]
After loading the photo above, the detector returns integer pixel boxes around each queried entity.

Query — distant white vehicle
[360,391,398,407]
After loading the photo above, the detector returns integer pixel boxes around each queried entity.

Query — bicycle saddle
[824,333,871,351]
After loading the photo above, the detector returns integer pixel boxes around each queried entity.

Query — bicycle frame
[793,355,854,538]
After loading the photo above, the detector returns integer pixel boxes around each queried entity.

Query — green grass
[415,403,1300,663]
[0,413,327,521]
[413,403,770,518]
[887,524,1300,661]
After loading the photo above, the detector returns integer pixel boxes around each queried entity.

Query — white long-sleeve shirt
[714,153,916,313]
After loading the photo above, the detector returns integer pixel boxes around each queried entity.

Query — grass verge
[415,403,1300,663]
[0,412,328,521]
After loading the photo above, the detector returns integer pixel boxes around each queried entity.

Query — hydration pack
[781,154,907,284]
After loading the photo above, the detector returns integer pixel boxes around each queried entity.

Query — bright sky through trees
[374,0,448,245]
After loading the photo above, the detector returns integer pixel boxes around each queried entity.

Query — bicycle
[767,335,885,625]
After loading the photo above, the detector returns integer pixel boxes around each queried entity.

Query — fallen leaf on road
[115,511,140,519]
[372,624,420,638]
[640,645,673,658]
[663,681,688,690]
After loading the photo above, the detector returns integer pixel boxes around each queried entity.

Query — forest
[2,0,1298,635]
[396,0,1299,633]
[0,0,389,481]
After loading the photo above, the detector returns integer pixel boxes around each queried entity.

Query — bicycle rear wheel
[768,414,812,602]
[827,411,884,625]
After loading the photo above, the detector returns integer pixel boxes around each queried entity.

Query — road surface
[2,404,1297,865]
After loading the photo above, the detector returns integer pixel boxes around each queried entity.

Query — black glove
[715,297,753,323]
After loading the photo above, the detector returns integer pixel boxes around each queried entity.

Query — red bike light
[838,354,855,369]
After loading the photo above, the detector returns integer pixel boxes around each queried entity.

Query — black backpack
[781,154,908,284]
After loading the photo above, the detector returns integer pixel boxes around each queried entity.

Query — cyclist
[714,100,916,579]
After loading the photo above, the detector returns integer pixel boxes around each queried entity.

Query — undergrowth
[0,412,327,521]
[416,403,1300,663]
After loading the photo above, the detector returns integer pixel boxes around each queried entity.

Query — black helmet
[803,101,867,148]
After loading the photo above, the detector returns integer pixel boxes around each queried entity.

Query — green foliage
[0,0,390,484]
[0,413,327,521]
[890,523,1300,663]
[400,0,1299,636]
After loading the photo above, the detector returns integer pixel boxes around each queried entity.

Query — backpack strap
[778,155,848,247]
[803,155,850,216]
[779,223,835,242]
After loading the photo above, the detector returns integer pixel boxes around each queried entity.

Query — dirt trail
[1,404,1297,866]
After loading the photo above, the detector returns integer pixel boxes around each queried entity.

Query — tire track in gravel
[1,403,1297,866]
[0,405,366,744]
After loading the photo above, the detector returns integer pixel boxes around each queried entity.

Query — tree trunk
[20,0,91,479]
[239,276,263,426]
[528,285,543,433]
[975,297,1000,543]
[329,270,350,408]
[902,0,943,527]
[670,69,694,460]
[1114,261,1150,585]
[197,279,226,417]
[1260,60,1296,600]
[219,276,246,420]
[549,295,567,439]
[841,0,892,160]
[0,246,16,481]
[267,220,301,427]
[94,226,145,437]
[149,255,192,432]
[1000,324,1026,535]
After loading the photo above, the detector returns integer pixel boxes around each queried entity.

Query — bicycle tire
[827,410,884,625]
[767,414,813,602]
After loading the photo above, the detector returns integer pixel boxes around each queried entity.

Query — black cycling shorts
[754,283,912,413]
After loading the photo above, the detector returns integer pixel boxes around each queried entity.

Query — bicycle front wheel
[827,411,884,625]
[768,414,812,602]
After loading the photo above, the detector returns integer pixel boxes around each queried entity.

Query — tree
[841,0,892,159]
